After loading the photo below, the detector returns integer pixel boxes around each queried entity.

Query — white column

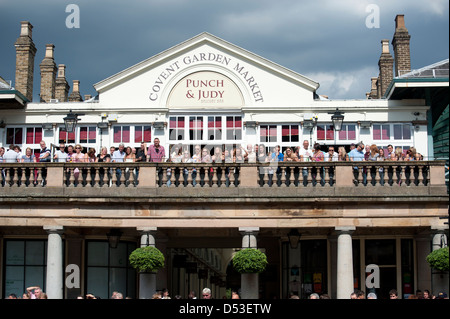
[44,226,64,299]
[336,226,355,299]
[239,227,259,299]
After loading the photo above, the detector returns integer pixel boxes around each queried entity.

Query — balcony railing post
[240,165,258,188]
[335,165,354,187]
[429,164,445,186]
[138,166,157,187]
[46,166,64,188]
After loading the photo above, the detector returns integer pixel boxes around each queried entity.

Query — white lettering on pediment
[149,52,263,104]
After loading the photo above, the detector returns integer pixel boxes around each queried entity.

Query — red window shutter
[348,125,356,140]
[113,127,121,143]
[326,126,334,140]
[143,126,151,142]
[122,126,130,143]
[35,128,43,143]
[134,126,143,143]
[88,127,96,143]
[373,125,381,140]
[317,126,325,140]
[80,127,88,142]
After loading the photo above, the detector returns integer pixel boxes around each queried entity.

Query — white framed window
[373,123,412,141]
[111,125,152,146]
[315,123,358,145]
[258,124,302,153]
[372,123,414,156]
[166,114,243,146]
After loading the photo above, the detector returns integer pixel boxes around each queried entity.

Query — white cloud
[306,66,378,99]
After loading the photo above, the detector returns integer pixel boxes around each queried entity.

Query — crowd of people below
[6,286,447,300]
[0,138,426,165]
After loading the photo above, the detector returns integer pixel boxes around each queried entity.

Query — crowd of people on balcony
[0,138,425,164]
[0,138,429,188]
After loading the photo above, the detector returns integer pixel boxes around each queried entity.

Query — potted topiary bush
[426,247,449,272]
[233,248,267,299]
[129,246,165,273]
[129,246,165,299]
[232,248,268,274]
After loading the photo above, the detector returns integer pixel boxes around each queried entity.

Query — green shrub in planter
[232,248,268,274]
[426,247,449,272]
[129,246,165,273]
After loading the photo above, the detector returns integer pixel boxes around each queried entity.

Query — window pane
[291,125,299,142]
[25,266,45,289]
[122,126,130,143]
[403,124,411,140]
[317,125,325,140]
[143,126,151,142]
[326,126,334,140]
[260,126,267,143]
[26,241,45,265]
[87,242,109,266]
[80,127,88,143]
[393,124,402,140]
[87,267,109,299]
[15,128,23,144]
[269,126,277,142]
[347,125,356,140]
[373,125,381,140]
[113,127,121,143]
[282,125,290,142]
[110,268,127,297]
[6,241,24,265]
[382,125,390,140]
[339,127,347,140]
[109,243,127,267]
[5,266,24,297]
[27,128,36,144]
[7,128,15,144]
[134,126,143,143]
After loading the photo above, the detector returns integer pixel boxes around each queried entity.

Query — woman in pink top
[72,144,85,184]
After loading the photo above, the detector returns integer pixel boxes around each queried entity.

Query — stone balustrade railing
[0,161,446,189]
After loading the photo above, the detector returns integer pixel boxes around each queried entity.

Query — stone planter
[139,271,157,299]
[240,273,259,299]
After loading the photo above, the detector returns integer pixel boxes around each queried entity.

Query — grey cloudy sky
[1,0,448,101]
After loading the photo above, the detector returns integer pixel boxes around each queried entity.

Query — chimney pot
[381,39,390,54]
[44,44,55,59]
[395,14,406,30]
[57,64,66,78]
[20,21,33,38]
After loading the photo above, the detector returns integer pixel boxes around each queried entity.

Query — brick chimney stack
[392,14,411,77]
[378,39,394,98]
[15,21,37,101]
[68,80,83,102]
[55,64,70,102]
[39,44,57,102]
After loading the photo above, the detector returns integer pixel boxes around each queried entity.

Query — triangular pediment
[94,32,319,108]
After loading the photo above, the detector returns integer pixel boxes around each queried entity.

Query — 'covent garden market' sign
[148,52,264,106]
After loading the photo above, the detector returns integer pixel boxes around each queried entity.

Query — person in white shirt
[299,140,313,186]
[324,146,339,161]
[3,144,20,162]
[54,144,69,162]
[324,146,338,185]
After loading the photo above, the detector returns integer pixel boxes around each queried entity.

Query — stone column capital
[335,226,356,235]
[43,225,64,235]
